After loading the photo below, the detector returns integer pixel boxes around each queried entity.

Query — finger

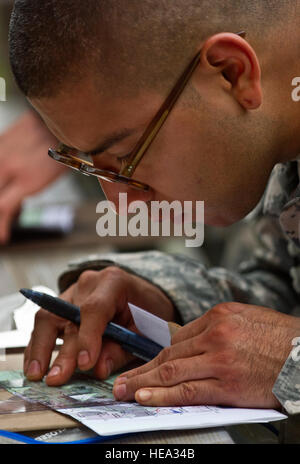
[113,353,216,401]
[134,379,222,407]
[92,339,135,379]
[23,338,33,374]
[70,270,99,307]
[76,294,109,371]
[25,309,66,381]
[45,322,79,386]
[93,318,142,379]
[171,314,210,345]
[115,334,207,382]
[59,283,76,302]
[76,275,127,371]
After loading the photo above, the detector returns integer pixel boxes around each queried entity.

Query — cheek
[141,136,204,200]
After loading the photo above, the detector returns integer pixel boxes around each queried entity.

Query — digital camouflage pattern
[59,159,300,415]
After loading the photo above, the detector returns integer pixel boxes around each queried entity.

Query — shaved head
[9,0,288,98]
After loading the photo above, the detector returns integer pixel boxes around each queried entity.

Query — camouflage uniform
[58,159,300,417]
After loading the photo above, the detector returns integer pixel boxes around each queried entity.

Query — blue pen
[20,288,163,362]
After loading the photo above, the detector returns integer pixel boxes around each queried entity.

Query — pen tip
[20,288,31,298]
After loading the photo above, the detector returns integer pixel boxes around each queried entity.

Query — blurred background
[0,1,244,298]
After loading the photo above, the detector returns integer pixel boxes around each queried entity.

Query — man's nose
[99,179,153,215]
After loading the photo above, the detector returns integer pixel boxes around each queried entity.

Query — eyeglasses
[48,31,246,192]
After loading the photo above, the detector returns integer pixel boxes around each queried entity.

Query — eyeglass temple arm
[121,31,246,177]
[121,53,201,177]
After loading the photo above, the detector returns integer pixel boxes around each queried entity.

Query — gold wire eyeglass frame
[48,31,246,192]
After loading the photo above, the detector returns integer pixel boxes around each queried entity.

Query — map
[0,370,286,437]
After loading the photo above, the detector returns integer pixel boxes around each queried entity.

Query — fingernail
[47,365,61,378]
[26,360,41,378]
[137,389,152,402]
[78,350,90,367]
[106,359,113,377]
[114,383,127,400]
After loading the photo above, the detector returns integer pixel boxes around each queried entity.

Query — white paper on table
[128,302,171,347]
[58,404,287,437]
[0,286,62,349]
[0,298,288,437]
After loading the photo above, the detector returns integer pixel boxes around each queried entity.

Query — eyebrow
[85,128,138,156]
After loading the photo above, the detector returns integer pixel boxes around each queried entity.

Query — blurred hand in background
[0,109,66,244]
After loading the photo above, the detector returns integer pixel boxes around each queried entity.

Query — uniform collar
[263,159,300,247]
[263,161,299,215]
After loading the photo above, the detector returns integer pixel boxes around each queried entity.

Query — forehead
[29,79,163,151]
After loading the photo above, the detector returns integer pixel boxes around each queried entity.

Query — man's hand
[0,110,66,243]
[24,267,175,385]
[113,302,300,409]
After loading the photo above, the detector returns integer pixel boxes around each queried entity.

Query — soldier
[8,0,300,421]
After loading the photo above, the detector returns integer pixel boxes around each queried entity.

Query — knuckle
[209,321,231,342]
[77,270,98,287]
[34,308,49,324]
[100,266,127,283]
[210,302,232,316]
[34,308,61,327]
[156,346,172,365]
[179,382,198,404]
[157,361,178,384]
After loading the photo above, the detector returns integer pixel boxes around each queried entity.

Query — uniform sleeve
[273,349,300,415]
[58,212,299,325]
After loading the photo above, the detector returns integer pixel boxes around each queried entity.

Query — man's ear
[200,33,262,110]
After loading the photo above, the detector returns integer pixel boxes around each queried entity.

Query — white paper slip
[128,303,171,347]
